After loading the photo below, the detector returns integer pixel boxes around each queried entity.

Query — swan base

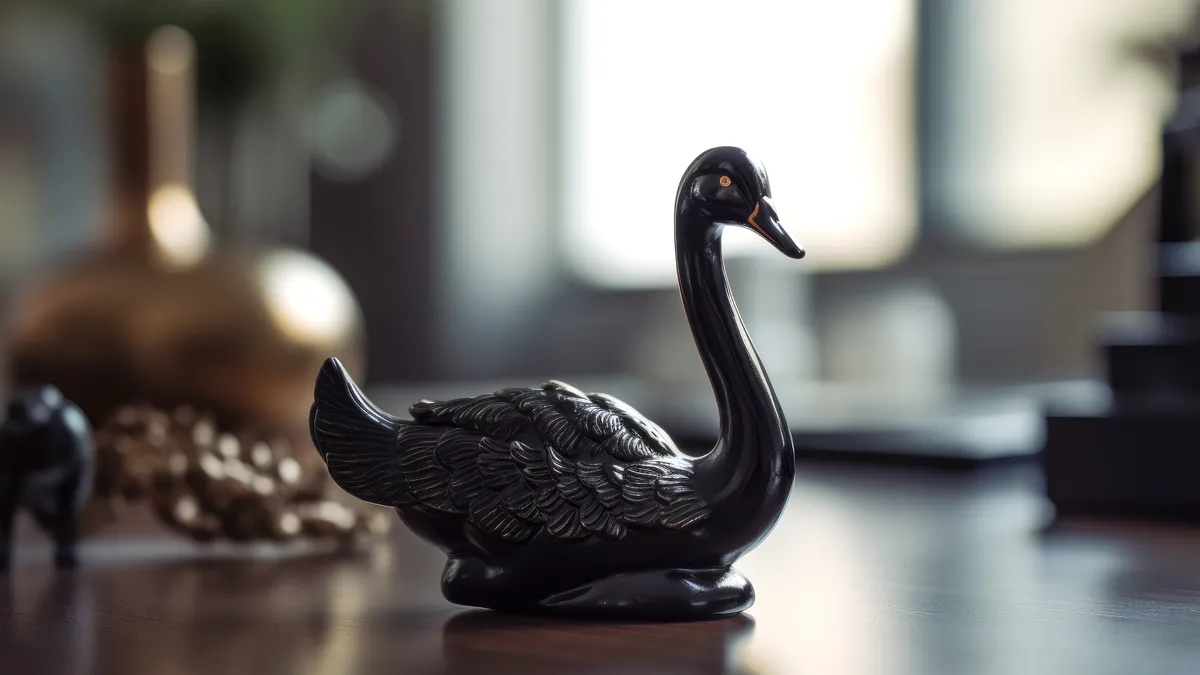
[442,557,754,621]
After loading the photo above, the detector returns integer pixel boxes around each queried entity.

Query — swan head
[678,146,805,259]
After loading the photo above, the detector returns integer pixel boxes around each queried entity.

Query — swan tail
[309,357,408,507]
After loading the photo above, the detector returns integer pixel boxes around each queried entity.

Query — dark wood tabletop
[3,462,1200,674]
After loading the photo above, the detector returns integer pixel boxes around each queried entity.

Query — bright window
[561,0,917,287]
[928,0,1191,248]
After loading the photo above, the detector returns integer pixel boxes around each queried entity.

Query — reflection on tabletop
[3,464,1200,675]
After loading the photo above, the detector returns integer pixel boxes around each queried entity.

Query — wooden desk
[3,462,1199,674]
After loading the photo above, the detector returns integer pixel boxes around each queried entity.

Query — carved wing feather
[395,424,453,511]
[397,383,710,543]
[587,392,679,460]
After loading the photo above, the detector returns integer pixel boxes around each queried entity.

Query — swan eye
[719,175,732,188]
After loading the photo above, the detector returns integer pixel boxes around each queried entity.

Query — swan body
[310,146,805,619]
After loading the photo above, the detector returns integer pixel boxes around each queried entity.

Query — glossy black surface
[309,146,805,619]
[0,386,94,570]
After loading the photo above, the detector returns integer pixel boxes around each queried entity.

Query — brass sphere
[6,242,365,453]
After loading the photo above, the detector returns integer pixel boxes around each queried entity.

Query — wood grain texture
[3,462,1200,674]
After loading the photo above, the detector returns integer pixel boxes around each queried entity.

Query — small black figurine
[0,385,94,570]
[311,147,805,619]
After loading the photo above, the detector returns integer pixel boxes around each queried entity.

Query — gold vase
[3,28,365,530]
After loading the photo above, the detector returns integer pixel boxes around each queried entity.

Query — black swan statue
[310,146,805,619]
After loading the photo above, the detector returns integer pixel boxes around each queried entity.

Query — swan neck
[675,213,794,518]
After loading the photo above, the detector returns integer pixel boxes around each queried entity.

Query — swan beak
[746,196,805,259]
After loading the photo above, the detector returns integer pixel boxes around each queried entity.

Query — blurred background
[2,0,1200,462]
[7,3,1200,672]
